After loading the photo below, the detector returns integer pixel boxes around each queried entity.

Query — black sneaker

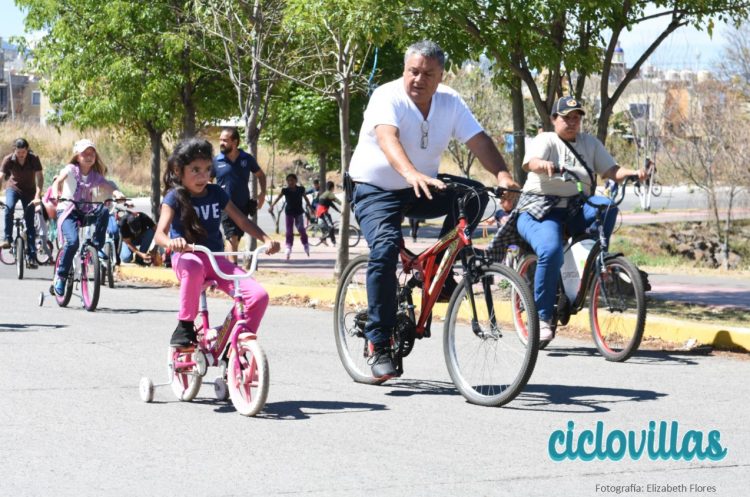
[27,256,38,269]
[170,321,196,347]
[369,345,397,380]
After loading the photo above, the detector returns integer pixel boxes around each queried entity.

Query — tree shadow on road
[256,400,388,420]
[508,383,667,414]
[0,322,66,333]
[543,346,703,366]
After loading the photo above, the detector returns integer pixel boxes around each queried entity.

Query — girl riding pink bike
[154,138,280,348]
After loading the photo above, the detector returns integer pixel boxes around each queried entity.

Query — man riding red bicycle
[348,40,519,380]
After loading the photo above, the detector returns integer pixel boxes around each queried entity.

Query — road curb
[119,264,749,352]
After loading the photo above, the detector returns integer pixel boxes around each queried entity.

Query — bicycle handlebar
[189,244,268,280]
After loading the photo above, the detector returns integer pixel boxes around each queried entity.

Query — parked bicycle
[307,216,362,247]
[510,167,647,362]
[139,245,270,416]
[0,201,40,279]
[334,181,539,407]
[49,198,109,312]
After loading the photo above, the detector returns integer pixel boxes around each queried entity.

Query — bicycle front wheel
[307,223,325,247]
[333,255,386,385]
[36,239,54,265]
[227,337,269,416]
[589,256,646,362]
[80,245,101,312]
[15,236,24,280]
[444,263,539,407]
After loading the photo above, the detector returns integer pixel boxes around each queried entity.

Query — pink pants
[171,251,269,333]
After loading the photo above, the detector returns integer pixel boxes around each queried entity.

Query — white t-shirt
[522,132,616,205]
[349,78,483,190]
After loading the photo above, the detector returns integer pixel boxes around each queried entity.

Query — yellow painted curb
[118,265,749,351]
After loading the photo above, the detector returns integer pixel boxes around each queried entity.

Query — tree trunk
[510,75,527,185]
[147,127,162,222]
[318,151,327,190]
[335,85,352,277]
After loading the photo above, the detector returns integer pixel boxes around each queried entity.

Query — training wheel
[38,291,45,306]
[139,377,155,402]
[213,377,229,401]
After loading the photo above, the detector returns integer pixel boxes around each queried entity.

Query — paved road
[2,264,749,496]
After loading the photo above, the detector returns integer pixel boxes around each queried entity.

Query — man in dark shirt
[118,211,156,265]
[1,138,44,268]
[212,127,267,262]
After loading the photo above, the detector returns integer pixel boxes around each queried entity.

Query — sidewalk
[119,236,750,352]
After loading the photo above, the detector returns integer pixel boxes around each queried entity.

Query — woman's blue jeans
[56,207,109,278]
[516,196,618,322]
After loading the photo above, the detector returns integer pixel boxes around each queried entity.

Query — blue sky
[0,0,729,70]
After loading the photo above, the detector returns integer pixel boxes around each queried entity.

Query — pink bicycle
[139,244,270,416]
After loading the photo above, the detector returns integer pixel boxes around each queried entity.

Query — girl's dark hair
[286,173,297,181]
[162,138,213,243]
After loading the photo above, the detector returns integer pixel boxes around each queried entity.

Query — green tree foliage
[18,0,233,219]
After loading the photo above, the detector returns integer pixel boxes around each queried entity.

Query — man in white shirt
[348,40,519,380]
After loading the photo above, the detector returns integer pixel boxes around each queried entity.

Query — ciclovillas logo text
[548,420,727,461]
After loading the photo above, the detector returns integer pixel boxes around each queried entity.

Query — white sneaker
[539,319,554,341]
[284,247,291,260]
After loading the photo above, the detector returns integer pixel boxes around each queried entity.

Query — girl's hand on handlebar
[263,239,281,255]
[169,237,189,253]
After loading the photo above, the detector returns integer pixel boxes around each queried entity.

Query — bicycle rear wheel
[80,245,101,312]
[35,239,54,265]
[0,244,15,265]
[15,237,24,280]
[589,256,646,362]
[334,255,386,385]
[342,223,361,248]
[169,347,203,401]
[227,336,269,416]
[444,263,539,407]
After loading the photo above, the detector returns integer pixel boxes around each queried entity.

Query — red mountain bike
[334,182,539,407]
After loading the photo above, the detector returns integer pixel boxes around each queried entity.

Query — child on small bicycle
[268,173,312,260]
[155,138,280,347]
[51,139,123,296]
[315,181,341,246]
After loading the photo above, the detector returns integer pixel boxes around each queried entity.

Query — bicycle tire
[53,251,73,307]
[443,263,539,407]
[513,254,537,346]
[15,236,24,280]
[81,245,101,312]
[169,347,203,401]
[307,223,325,247]
[651,181,662,197]
[0,245,15,265]
[35,240,54,265]
[589,256,646,362]
[227,337,269,416]
[101,242,114,288]
[333,255,387,385]
[343,223,362,248]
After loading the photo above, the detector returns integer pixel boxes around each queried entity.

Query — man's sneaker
[26,256,38,269]
[539,319,554,341]
[304,244,310,256]
[369,345,397,380]
[170,321,196,347]
[0,239,10,249]
[54,277,66,296]
[284,247,291,260]
[97,249,109,261]
[437,275,458,303]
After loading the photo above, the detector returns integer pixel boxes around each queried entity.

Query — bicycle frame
[172,245,267,377]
